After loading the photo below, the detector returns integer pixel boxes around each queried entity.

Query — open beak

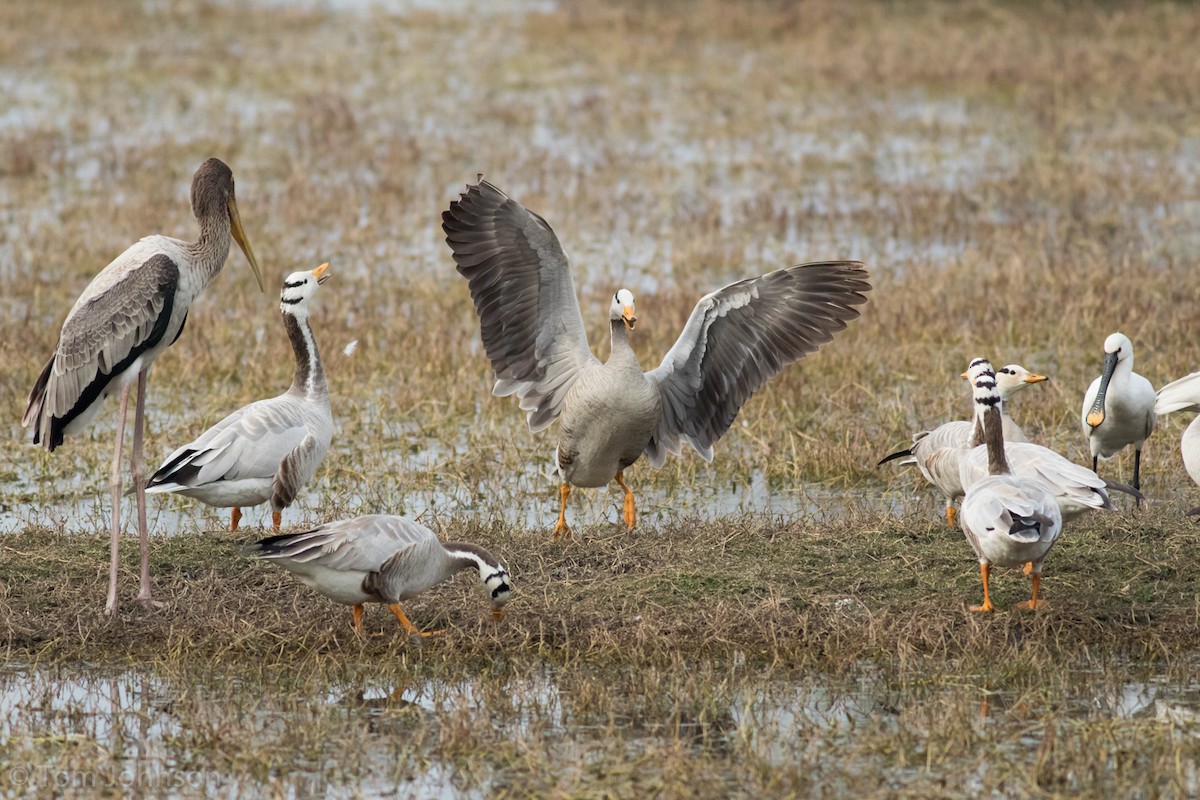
[311,262,331,285]
[1086,352,1119,428]
[622,306,637,331]
[227,195,264,292]
[491,606,505,622]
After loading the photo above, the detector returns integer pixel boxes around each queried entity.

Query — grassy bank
[2,509,1199,798]
[3,506,1197,667]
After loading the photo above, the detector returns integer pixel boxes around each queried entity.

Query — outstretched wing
[24,247,180,450]
[442,179,600,432]
[644,261,870,467]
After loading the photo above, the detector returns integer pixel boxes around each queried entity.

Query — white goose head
[995,364,1048,400]
[280,262,331,317]
[610,288,637,331]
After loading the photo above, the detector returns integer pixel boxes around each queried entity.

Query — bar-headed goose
[879,362,1048,526]
[959,358,1062,612]
[246,514,511,637]
[145,263,334,531]
[442,178,870,538]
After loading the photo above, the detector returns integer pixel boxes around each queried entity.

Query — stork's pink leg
[133,371,156,608]
[105,385,132,616]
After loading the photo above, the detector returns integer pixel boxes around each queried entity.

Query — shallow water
[0,659,1196,797]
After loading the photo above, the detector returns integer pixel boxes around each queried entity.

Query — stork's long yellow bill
[228,196,264,292]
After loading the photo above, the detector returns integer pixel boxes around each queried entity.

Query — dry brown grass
[2,0,1200,796]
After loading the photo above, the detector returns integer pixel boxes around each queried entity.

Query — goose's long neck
[970,397,1009,447]
[607,319,641,371]
[441,542,501,576]
[284,312,326,400]
[187,210,233,285]
[982,405,1009,475]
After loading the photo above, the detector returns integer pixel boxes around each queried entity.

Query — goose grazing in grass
[879,362,1048,526]
[146,263,334,531]
[246,515,512,637]
[442,178,871,539]
[1082,332,1156,495]
[1153,371,1200,514]
[958,358,1062,612]
[22,158,264,614]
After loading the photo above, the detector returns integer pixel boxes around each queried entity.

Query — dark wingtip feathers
[877,448,913,466]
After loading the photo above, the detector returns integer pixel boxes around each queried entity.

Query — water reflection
[1,659,1197,797]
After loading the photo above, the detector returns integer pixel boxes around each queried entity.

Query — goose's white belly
[557,367,661,488]
[176,478,274,508]
[294,565,373,606]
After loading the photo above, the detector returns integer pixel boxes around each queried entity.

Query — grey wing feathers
[971,482,1059,544]
[248,515,437,573]
[146,397,309,490]
[645,261,870,467]
[24,252,180,449]
[442,179,599,432]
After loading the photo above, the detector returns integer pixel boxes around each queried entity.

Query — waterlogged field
[1,0,1199,797]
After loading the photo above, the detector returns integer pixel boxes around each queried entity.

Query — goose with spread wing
[146,263,334,531]
[442,178,871,538]
[22,158,263,614]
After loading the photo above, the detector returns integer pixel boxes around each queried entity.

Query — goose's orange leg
[553,483,571,540]
[272,511,281,530]
[969,563,995,612]
[946,505,957,528]
[230,508,242,532]
[390,603,444,637]
[1014,572,1046,610]
[615,471,636,531]
[352,604,365,636]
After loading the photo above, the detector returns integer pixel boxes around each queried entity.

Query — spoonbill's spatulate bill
[23,158,264,614]
[442,178,871,539]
